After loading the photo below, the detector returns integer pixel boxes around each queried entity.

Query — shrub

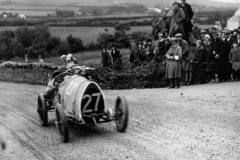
[67,34,85,53]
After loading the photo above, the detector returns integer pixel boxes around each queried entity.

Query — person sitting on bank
[111,44,122,69]
[38,55,44,63]
[24,54,31,63]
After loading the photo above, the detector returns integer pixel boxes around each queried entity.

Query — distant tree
[55,9,75,17]
[92,8,104,16]
[67,34,84,53]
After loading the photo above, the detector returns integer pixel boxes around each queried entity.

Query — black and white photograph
[0,0,240,159]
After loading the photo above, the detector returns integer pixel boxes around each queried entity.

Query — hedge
[0,61,168,89]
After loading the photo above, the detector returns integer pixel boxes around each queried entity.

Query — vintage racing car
[37,66,129,142]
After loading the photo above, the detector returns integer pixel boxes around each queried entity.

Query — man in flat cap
[161,7,172,35]
[180,0,194,42]
[165,37,182,89]
[175,33,191,85]
[170,2,186,38]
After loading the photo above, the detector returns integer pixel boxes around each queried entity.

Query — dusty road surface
[0,82,240,160]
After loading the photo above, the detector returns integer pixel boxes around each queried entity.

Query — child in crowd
[229,41,240,81]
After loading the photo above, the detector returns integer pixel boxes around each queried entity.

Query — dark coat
[111,49,122,64]
[192,27,201,40]
[178,39,190,61]
[170,8,185,37]
[180,3,194,33]
[161,13,171,33]
[222,37,234,62]
[193,45,205,63]
[153,40,165,62]
[212,38,224,62]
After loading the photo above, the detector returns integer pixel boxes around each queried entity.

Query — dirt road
[0,82,240,160]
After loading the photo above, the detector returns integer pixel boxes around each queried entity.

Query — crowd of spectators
[101,0,240,89]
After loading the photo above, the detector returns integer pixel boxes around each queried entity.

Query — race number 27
[82,93,101,113]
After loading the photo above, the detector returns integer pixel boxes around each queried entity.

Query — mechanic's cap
[224,31,230,35]
[175,33,183,37]
[164,7,170,11]
[200,30,206,34]
[127,36,133,40]
[204,34,211,39]
[170,37,177,42]
[158,33,163,37]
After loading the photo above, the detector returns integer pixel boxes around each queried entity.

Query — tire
[114,95,129,132]
[55,103,69,143]
[37,94,48,126]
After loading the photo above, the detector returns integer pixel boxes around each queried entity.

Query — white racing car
[37,66,129,142]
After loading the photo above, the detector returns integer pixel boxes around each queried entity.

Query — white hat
[204,34,211,39]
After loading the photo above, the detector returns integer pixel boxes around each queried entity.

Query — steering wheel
[52,72,68,87]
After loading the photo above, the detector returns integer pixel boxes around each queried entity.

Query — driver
[44,54,78,100]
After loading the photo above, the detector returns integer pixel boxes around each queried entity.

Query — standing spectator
[152,17,163,40]
[175,33,191,85]
[169,2,185,38]
[101,45,112,68]
[161,8,172,34]
[180,0,194,42]
[192,21,201,40]
[142,39,148,49]
[204,34,216,83]
[128,36,139,67]
[229,41,240,81]
[166,37,182,89]
[137,41,145,64]
[24,54,31,63]
[144,39,155,63]
[192,40,205,84]
[153,33,166,63]
[200,30,207,43]
[231,29,238,41]
[38,55,44,63]
[111,44,122,70]
[211,32,224,83]
[222,31,234,81]
[237,31,240,47]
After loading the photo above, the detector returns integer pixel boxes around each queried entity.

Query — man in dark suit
[221,31,234,81]
[180,0,194,42]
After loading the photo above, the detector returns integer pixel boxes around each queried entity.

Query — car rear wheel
[114,95,129,132]
[55,103,69,143]
[37,94,48,126]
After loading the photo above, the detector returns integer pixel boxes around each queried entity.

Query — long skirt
[182,61,193,72]
[165,60,181,78]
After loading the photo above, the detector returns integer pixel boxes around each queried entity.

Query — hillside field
[0,25,212,45]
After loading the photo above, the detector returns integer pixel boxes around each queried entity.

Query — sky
[212,0,240,3]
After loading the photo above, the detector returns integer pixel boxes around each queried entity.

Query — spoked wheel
[55,103,69,143]
[114,95,129,132]
[37,93,48,126]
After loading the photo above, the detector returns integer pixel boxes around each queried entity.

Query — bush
[67,34,85,53]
